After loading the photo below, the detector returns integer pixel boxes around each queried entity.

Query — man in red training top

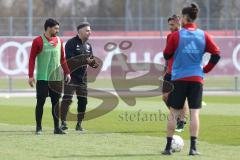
[163,14,188,133]
[28,18,71,135]
[162,3,220,156]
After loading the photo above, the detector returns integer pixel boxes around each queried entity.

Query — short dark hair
[77,22,90,31]
[182,2,199,22]
[168,14,180,23]
[44,18,59,31]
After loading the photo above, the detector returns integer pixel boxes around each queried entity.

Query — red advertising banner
[0,36,239,77]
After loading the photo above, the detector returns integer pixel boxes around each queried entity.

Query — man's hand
[28,77,35,88]
[91,62,99,68]
[87,57,99,69]
[65,74,71,84]
[86,57,95,64]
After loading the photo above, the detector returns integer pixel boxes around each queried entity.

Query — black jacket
[65,35,93,83]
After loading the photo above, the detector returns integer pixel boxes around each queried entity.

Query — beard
[51,32,58,37]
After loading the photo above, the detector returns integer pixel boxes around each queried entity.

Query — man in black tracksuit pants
[60,22,98,131]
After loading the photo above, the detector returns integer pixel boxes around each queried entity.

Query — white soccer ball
[171,135,184,152]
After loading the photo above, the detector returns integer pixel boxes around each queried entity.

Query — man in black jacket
[60,22,98,131]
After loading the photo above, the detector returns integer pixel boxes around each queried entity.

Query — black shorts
[36,80,62,99]
[167,81,203,109]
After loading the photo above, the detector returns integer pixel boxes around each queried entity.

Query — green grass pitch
[0,95,239,160]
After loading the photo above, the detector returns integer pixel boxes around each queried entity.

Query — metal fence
[0,17,240,36]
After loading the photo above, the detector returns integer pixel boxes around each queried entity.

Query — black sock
[36,97,46,129]
[165,137,173,150]
[179,121,185,126]
[176,117,180,123]
[60,98,72,122]
[77,96,87,122]
[51,97,60,130]
[190,136,197,150]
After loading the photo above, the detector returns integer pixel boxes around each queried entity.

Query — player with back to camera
[162,3,220,156]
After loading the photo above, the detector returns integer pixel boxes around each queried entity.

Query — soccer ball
[171,135,184,152]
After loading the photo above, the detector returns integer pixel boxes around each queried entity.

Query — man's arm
[163,32,179,60]
[203,32,221,73]
[60,39,70,75]
[28,37,42,87]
